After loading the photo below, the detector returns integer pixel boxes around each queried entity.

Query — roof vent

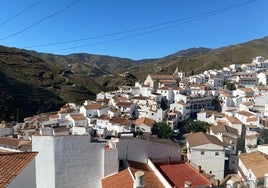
[134,171,145,188]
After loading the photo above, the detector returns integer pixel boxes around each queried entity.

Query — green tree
[157,121,172,139]
[258,129,268,145]
[183,120,210,133]
[225,82,236,90]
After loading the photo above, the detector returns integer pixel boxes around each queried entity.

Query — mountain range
[1,36,268,121]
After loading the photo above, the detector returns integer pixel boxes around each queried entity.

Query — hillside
[0,36,268,121]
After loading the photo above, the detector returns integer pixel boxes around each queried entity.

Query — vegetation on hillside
[1,36,268,121]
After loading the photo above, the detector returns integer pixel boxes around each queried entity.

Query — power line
[0,0,81,41]
[0,0,42,27]
[43,0,256,53]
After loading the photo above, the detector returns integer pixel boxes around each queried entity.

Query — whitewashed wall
[118,138,181,163]
[189,143,225,180]
[104,149,119,177]
[32,136,105,188]
[32,136,55,188]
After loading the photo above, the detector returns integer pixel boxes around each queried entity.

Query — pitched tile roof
[102,168,133,188]
[0,152,38,187]
[186,132,225,147]
[157,162,211,187]
[53,127,69,133]
[236,110,255,117]
[102,160,165,188]
[70,114,87,121]
[225,115,242,124]
[116,101,133,107]
[239,151,268,178]
[83,103,106,110]
[135,117,155,127]
[128,161,165,188]
[0,137,31,149]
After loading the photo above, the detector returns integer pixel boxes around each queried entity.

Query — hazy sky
[0,0,267,60]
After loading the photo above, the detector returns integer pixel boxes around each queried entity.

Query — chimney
[184,181,192,187]
[198,166,202,174]
[134,171,145,188]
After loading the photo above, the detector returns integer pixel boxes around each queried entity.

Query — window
[201,151,205,155]
[215,152,219,156]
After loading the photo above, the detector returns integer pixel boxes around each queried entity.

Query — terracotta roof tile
[246,117,258,122]
[186,132,225,147]
[236,111,255,117]
[116,102,133,107]
[157,162,211,187]
[0,152,38,187]
[239,151,268,178]
[83,103,106,110]
[135,117,155,127]
[102,168,133,188]
[70,114,87,121]
[53,127,68,133]
[225,116,242,124]
[0,137,31,149]
[128,161,165,188]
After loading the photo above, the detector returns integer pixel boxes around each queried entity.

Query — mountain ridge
[1,36,268,121]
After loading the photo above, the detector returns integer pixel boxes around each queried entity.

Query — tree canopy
[258,128,268,145]
[225,82,236,90]
[157,121,172,139]
[183,120,210,133]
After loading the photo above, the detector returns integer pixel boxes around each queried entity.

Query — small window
[201,151,205,155]
[215,152,219,156]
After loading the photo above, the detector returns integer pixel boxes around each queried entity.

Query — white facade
[32,136,106,188]
[257,72,268,86]
[187,142,225,180]
[118,138,181,163]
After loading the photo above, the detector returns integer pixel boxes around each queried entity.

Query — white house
[66,114,89,127]
[157,87,174,103]
[115,101,136,117]
[170,100,190,121]
[80,103,109,118]
[186,132,226,180]
[257,71,268,86]
[234,110,259,127]
[225,115,243,136]
[135,117,155,133]
[238,151,268,186]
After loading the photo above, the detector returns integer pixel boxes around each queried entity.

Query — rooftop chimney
[134,171,145,188]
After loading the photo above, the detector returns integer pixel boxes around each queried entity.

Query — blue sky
[0,0,267,60]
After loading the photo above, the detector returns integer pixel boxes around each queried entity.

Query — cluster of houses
[1,56,268,187]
